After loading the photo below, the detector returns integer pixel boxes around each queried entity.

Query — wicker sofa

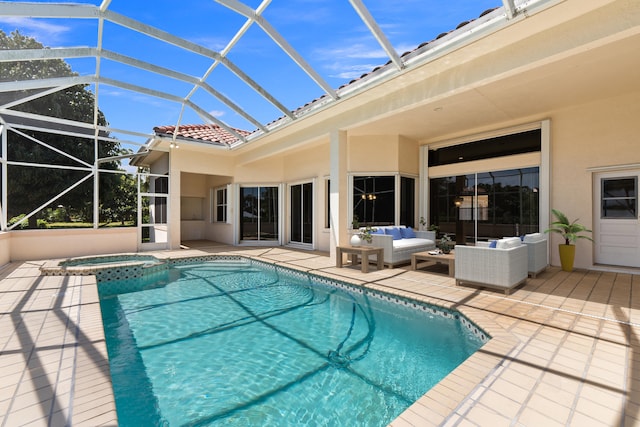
[362,226,436,268]
[454,237,528,295]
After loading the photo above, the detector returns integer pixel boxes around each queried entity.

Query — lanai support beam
[216,0,338,101]
[102,9,296,120]
[502,0,517,19]
[348,0,404,70]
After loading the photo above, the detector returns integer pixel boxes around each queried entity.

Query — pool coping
[39,252,520,426]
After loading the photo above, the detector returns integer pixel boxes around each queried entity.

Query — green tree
[100,170,138,226]
[0,30,123,228]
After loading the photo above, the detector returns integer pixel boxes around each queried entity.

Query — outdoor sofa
[362,226,436,268]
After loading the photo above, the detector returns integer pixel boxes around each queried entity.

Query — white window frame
[213,186,228,223]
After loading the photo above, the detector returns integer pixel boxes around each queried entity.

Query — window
[400,176,415,228]
[428,128,544,243]
[353,176,394,225]
[601,177,637,219]
[214,187,227,223]
[429,167,539,243]
[290,182,313,244]
[428,129,541,166]
[240,186,279,241]
[139,173,169,245]
[352,175,415,226]
[325,178,331,229]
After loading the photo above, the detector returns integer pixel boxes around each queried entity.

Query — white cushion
[523,233,545,243]
[392,238,432,249]
[496,237,522,249]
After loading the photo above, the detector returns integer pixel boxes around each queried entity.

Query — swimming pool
[98,258,488,426]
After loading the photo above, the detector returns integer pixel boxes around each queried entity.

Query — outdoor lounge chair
[454,238,528,295]
[522,233,548,278]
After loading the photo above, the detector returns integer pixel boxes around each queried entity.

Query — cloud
[324,62,381,80]
[312,40,388,80]
[209,110,225,118]
[188,35,228,52]
[98,86,174,110]
[314,41,387,61]
[0,17,71,46]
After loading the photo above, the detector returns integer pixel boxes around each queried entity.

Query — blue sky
[0,0,500,146]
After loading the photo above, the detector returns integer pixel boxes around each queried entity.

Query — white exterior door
[594,171,640,267]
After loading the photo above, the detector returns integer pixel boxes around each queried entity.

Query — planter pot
[350,234,362,247]
[558,244,576,272]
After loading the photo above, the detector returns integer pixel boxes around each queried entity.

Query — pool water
[99,260,485,426]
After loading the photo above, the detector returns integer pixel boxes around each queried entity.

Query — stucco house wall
[0,233,9,266]
[8,228,138,262]
[546,90,640,269]
[155,81,640,270]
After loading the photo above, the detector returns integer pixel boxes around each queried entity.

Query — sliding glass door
[239,186,279,242]
[429,167,539,244]
[290,182,313,245]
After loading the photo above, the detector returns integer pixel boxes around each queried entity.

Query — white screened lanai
[0,0,556,236]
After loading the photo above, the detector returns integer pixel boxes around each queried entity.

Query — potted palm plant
[545,208,593,272]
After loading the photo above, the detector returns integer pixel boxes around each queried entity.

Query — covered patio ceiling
[0,0,561,153]
[347,14,640,143]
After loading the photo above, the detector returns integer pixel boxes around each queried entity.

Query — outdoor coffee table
[411,250,455,276]
[336,246,383,273]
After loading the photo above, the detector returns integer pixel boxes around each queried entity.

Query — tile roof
[153,124,251,146]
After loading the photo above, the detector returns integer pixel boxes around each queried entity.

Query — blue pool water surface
[98,259,485,426]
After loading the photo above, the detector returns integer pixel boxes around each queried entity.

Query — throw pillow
[489,240,497,248]
[400,227,416,239]
[385,227,402,240]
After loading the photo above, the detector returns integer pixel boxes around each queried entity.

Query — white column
[329,130,348,260]
[169,152,181,250]
[419,145,430,228]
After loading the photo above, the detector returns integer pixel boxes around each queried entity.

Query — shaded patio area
[1,243,638,426]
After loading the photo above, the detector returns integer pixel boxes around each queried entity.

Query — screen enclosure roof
[0,0,548,152]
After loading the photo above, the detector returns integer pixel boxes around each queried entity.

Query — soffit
[341,0,640,141]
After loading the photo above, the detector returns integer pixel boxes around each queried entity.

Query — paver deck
[1,241,639,426]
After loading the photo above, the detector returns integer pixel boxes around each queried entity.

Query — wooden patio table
[411,250,455,276]
[336,246,383,273]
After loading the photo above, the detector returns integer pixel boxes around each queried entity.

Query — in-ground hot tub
[40,254,168,282]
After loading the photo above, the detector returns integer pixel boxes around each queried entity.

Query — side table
[336,246,383,273]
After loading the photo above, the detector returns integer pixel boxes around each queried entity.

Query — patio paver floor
[1,242,638,426]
